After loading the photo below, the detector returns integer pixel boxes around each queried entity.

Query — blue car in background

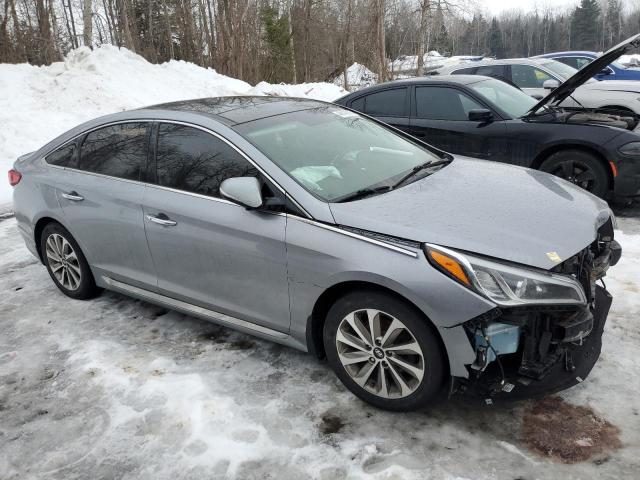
[535,51,640,81]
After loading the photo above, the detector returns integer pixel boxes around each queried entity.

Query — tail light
[8,169,22,186]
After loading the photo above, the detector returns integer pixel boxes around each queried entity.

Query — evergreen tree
[570,0,601,51]
[488,18,504,58]
[260,6,294,83]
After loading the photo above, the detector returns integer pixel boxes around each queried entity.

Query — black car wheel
[540,149,609,198]
[40,222,101,300]
[323,290,446,411]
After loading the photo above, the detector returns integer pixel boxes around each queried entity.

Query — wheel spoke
[378,365,389,397]
[561,161,574,178]
[385,341,422,355]
[576,170,595,183]
[367,309,382,344]
[336,329,368,353]
[344,312,372,345]
[66,265,80,285]
[353,361,377,388]
[380,318,404,348]
[387,362,412,397]
[51,263,63,273]
[388,355,424,382]
[67,262,81,276]
[338,351,371,366]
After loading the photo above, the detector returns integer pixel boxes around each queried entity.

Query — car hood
[529,33,640,114]
[328,158,611,270]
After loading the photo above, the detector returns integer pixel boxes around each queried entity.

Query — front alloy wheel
[336,309,425,399]
[324,290,445,411]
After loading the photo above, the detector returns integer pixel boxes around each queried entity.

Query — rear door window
[362,88,408,117]
[415,86,484,120]
[79,123,150,181]
[46,143,76,167]
[510,64,555,88]
[155,123,258,198]
[476,65,508,81]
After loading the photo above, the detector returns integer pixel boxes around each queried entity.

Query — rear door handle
[62,191,84,201]
[146,214,177,226]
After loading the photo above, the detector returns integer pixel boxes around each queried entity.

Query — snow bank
[332,62,378,90]
[0,45,346,207]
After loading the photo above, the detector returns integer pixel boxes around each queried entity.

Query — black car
[335,36,640,199]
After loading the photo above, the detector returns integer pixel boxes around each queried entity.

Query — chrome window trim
[146,183,237,206]
[288,215,419,258]
[102,276,289,339]
[41,118,313,219]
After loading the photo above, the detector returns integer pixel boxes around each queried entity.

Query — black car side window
[45,143,76,167]
[415,86,484,121]
[155,123,258,198]
[79,123,150,181]
[362,88,408,117]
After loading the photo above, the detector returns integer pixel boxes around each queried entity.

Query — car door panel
[142,122,291,332]
[142,188,290,332]
[55,123,157,290]
[409,85,509,161]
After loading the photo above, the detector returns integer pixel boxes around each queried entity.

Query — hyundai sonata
[9,97,621,410]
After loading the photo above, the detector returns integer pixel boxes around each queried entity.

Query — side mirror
[220,177,263,209]
[543,79,560,90]
[468,109,493,122]
[530,94,544,100]
[599,68,612,76]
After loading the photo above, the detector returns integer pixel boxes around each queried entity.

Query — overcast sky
[483,0,579,15]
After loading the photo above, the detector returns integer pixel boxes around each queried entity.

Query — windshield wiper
[335,185,393,203]
[392,158,452,189]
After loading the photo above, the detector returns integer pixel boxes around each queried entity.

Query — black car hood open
[528,33,640,114]
[328,158,611,270]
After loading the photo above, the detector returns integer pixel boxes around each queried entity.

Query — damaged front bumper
[457,285,612,399]
[455,218,619,400]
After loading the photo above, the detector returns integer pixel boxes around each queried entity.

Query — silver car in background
[437,56,640,114]
[9,97,620,410]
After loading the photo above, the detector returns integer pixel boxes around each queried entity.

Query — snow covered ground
[0,46,346,208]
[1,212,639,479]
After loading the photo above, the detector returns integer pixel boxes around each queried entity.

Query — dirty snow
[0,46,346,208]
[1,213,639,479]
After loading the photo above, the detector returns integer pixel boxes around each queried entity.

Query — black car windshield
[235,106,442,202]
[470,78,537,118]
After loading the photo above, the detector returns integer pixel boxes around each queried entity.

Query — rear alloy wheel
[40,222,101,300]
[540,149,609,198]
[324,291,445,411]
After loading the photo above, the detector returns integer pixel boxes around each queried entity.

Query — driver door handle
[62,191,84,201]
[146,214,177,227]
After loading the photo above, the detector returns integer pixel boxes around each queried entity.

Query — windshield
[470,78,537,118]
[540,60,597,84]
[235,106,442,202]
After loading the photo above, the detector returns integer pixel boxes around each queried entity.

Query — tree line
[1,0,639,87]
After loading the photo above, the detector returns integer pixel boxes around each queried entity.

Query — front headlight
[425,244,587,307]
[618,141,640,157]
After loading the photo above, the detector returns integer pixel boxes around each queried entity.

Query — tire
[539,149,609,198]
[323,290,446,411]
[40,222,101,300]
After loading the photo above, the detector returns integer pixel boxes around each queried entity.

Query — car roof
[139,96,328,125]
[535,51,598,58]
[338,75,486,100]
